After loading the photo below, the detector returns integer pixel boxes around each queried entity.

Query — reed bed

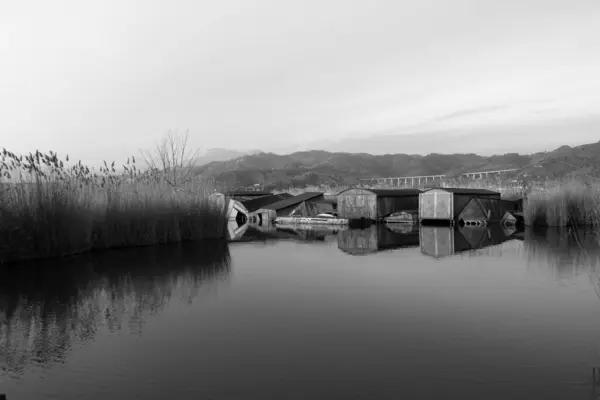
[523,181,600,227]
[0,149,226,264]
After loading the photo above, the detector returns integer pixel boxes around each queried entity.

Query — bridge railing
[359,168,522,187]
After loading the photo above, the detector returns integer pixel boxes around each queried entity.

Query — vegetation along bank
[0,148,226,264]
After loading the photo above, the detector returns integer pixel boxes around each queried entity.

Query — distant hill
[196,140,600,189]
[194,148,261,166]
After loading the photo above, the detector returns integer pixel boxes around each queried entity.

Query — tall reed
[523,181,600,227]
[0,149,226,263]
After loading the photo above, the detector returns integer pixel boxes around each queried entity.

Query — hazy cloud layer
[1,0,599,164]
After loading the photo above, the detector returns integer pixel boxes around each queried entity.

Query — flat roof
[338,188,422,197]
[424,187,500,195]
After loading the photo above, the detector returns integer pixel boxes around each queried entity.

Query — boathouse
[418,187,517,225]
[208,192,249,224]
[262,192,324,217]
[336,188,422,221]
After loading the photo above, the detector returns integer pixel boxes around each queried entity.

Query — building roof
[338,188,422,197]
[289,200,335,217]
[368,188,423,197]
[226,191,272,197]
[241,193,293,212]
[262,192,324,210]
[424,187,500,195]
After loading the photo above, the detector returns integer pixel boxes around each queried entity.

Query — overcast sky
[2,0,599,164]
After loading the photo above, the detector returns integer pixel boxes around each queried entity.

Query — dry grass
[523,181,600,227]
[0,149,226,263]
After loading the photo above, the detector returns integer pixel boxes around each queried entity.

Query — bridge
[359,175,446,187]
[358,168,520,187]
[460,168,519,179]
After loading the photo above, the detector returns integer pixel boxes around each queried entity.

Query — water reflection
[523,227,600,279]
[419,225,517,258]
[0,241,230,377]
[232,223,344,243]
[337,223,419,255]
[227,219,248,241]
[228,221,600,276]
[4,223,600,399]
[276,224,344,242]
[229,221,600,275]
[232,222,524,257]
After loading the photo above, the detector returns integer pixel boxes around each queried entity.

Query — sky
[1,0,600,165]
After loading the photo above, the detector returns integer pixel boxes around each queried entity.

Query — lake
[2,223,600,399]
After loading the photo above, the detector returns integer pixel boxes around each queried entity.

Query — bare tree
[139,129,200,187]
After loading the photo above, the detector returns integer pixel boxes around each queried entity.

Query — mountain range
[194,148,261,166]
[195,140,600,189]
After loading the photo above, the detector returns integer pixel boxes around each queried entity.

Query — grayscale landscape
[1,1,600,399]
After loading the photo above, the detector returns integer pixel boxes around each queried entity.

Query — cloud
[0,0,599,164]
[430,105,511,123]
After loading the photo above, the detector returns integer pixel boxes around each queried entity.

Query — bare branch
[138,129,200,187]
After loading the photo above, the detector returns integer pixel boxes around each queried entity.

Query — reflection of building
[277,225,345,242]
[419,225,516,258]
[232,224,294,242]
[227,220,249,241]
[337,188,421,220]
[230,223,343,243]
[337,224,420,255]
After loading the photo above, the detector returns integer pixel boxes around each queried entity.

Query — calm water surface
[2,224,600,399]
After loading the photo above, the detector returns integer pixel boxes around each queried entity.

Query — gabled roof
[338,188,422,197]
[241,193,293,212]
[424,187,500,195]
[263,192,324,210]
